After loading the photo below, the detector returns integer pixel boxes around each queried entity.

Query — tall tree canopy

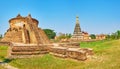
[43,29,56,39]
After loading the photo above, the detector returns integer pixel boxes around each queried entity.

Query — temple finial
[76,16,79,18]
[28,13,31,18]
[16,13,22,18]
[76,16,79,24]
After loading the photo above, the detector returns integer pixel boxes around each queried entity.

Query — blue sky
[0,0,120,35]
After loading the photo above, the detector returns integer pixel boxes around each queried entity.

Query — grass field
[0,46,8,69]
[0,40,120,69]
[80,40,114,55]
[0,46,8,61]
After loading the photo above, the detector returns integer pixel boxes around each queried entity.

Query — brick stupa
[71,16,83,40]
[1,14,50,44]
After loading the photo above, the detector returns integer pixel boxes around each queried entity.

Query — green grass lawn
[0,46,8,61]
[0,46,8,69]
[0,40,120,69]
[80,40,115,55]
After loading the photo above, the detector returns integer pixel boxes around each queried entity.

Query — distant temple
[1,14,50,44]
[96,34,106,40]
[71,16,90,41]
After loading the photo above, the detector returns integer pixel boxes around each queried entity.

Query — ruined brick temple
[1,14,93,61]
[1,14,50,44]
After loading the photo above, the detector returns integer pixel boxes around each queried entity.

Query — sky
[0,0,120,35]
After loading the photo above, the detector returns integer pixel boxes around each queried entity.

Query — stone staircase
[23,26,30,43]
[27,18,43,44]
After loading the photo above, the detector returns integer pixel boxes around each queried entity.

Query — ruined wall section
[25,17,50,44]
[2,30,23,43]
[38,28,50,44]
[24,18,38,44]
[1,18,24,43]
[1,14,50,44]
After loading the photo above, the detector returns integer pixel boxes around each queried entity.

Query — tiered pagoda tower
[71,16,84,40]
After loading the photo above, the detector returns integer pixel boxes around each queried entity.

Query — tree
[110,33,116,39]
[105,30,120,40]
[90,34,96,39]
[0,34,2,38]
[115,30,120,39]
[106,34,111,39]
[43,29,56,39]
[65,33,72,38]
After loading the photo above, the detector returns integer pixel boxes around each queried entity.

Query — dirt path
[0,61,18,69]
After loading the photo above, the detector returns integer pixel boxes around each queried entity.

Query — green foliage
[106,30,120,40]
[106,34,111,39]
[90,34,96,39]
[65,33,72,38]
[0,34,2,38]
[43,29,56,39]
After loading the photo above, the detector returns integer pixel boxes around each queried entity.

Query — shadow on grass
[3,58,12,63]
[0,58,12,64]
[0,56,4,60]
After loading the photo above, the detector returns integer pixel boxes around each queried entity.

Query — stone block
[66,48,87,61]
[49,47,67,58]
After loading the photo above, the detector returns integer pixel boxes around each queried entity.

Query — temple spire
[71,16,83,40]
[76,16,79,24]
[74,16,81,33]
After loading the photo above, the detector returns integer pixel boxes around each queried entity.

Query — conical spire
[71,16,83,40]
[73,16,81,34]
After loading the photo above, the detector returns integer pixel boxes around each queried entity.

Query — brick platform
[8,43,94,61]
